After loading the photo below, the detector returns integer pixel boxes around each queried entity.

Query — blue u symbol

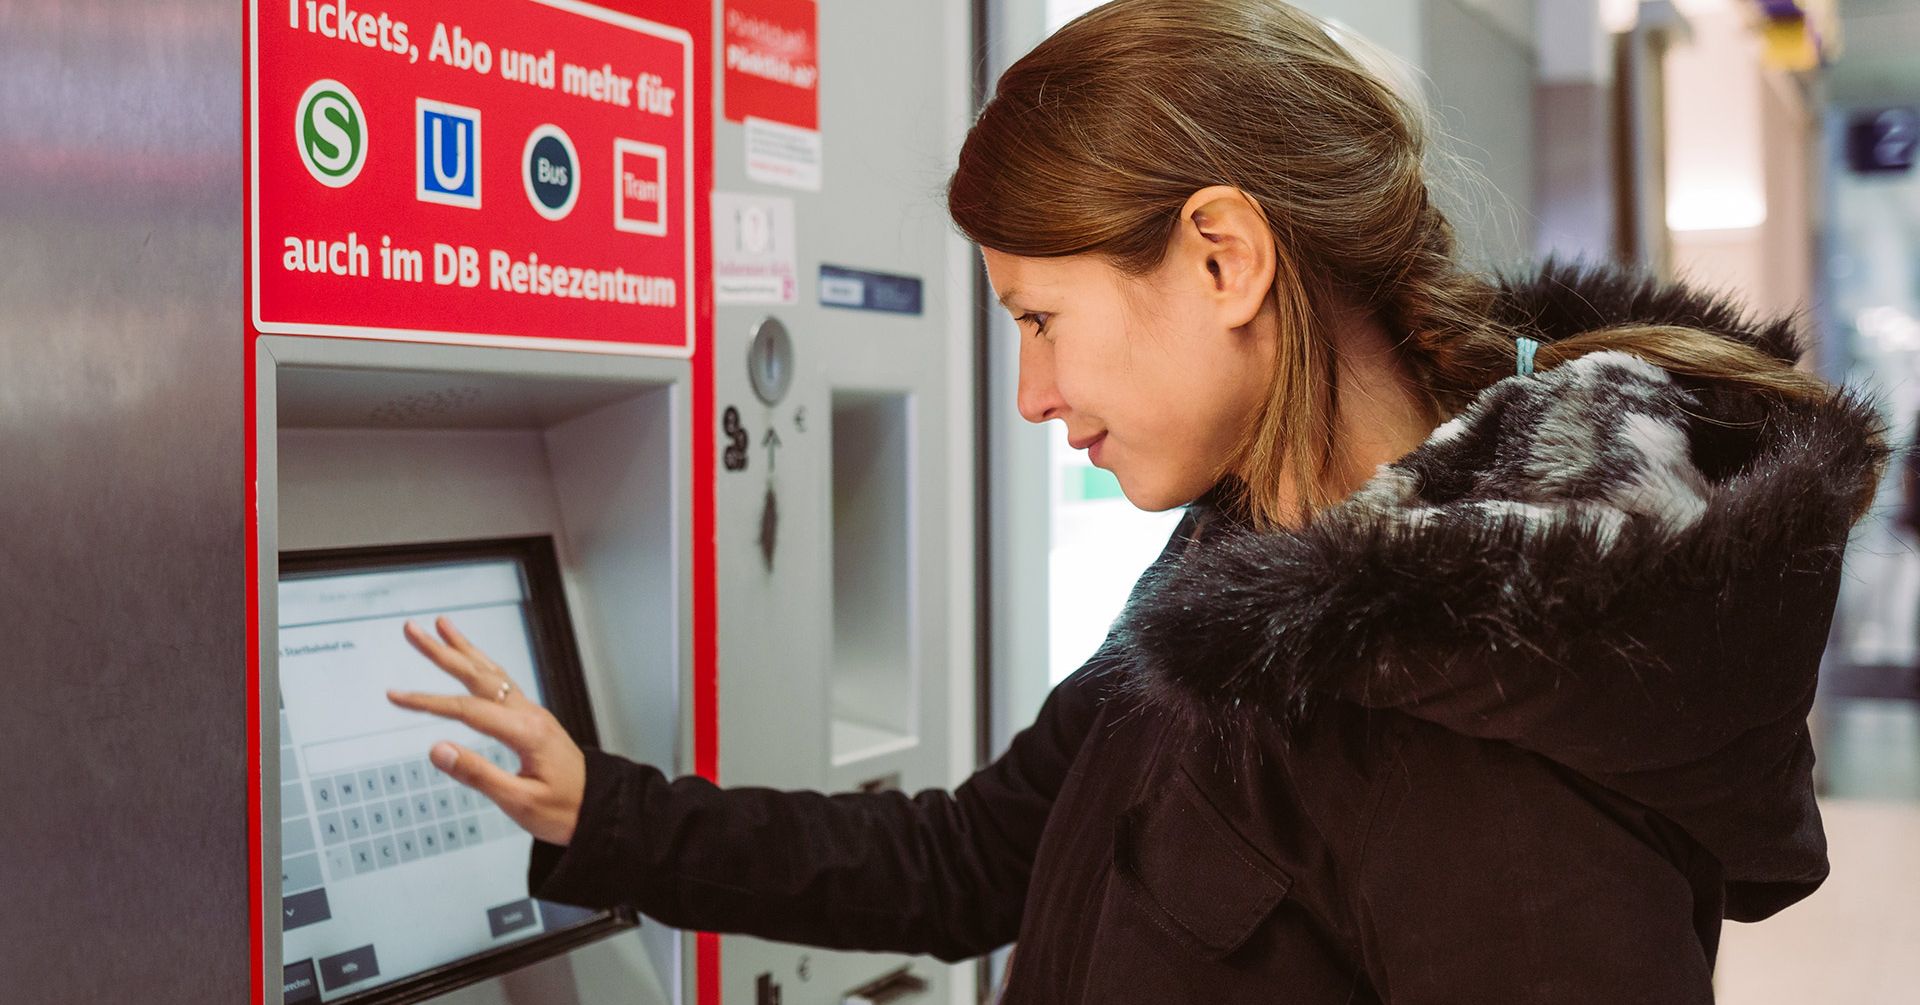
[418,103,479,204]
[430,117,469,191]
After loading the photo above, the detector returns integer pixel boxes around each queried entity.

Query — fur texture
[1110,261,1889,742]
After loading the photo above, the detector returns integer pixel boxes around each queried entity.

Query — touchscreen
[277,556,593,1003]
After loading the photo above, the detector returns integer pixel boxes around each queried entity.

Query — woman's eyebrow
[997,288,1024,308]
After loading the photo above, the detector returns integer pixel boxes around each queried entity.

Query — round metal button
[747,316,795,407]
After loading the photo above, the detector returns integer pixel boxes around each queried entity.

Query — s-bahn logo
[296,79,367,188]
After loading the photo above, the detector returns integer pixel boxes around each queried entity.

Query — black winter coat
[527,263,1888,1003]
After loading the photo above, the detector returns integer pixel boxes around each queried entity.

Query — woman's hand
[386,616,585,846]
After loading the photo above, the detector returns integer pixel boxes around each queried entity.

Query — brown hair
[946,0,1844,530]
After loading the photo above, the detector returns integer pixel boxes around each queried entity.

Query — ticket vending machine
[259,340,694,1003]
[250,1,976,1004]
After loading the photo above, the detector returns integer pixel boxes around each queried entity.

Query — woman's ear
[1174,185,1276,330]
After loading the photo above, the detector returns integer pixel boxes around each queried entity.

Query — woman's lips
[1087,433,1108,466]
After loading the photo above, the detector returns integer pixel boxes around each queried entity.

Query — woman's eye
[1015,312,1052,336]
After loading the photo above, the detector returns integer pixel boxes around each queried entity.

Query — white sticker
[817,275,864,307]
[713,191,799,304]
[744,116,823,192]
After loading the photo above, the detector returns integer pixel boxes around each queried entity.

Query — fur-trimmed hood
[1112,261,1889,920]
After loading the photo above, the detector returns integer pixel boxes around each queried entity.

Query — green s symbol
[296,79,367,188]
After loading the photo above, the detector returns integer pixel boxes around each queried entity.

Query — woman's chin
[1113,473,1186,513]
[1112,463,1225,512]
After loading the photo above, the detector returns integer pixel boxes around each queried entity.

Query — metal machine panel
[0,1,251,1001]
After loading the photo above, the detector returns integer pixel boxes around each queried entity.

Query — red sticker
[722,0,818,131]
[250,0,697,354]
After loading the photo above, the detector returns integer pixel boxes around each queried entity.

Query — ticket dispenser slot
[843,965,930,1004]
[826,391,917,766]
[257,335,689,1004]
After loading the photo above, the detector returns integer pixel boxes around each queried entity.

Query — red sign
[722,0,818,131]
[250,0,695,355]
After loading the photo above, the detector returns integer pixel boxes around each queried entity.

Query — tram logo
[614,139,668,236]
[296,79,367,188]
[416,98,482,209]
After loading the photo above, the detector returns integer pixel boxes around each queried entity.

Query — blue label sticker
[818,264,923,315]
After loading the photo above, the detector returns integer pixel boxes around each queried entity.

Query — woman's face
[982,195,1280,510]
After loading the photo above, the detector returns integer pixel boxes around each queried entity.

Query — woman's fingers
[403,619,501,699]
[427,740,536,813]
[391,618,583,845]
[426,731,582,846]
[387,688,539,751]
[435,616,504,676]
[408,618,534,707]
[403,619,480,682]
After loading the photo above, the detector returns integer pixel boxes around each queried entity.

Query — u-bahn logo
[296,79,366,188]
[417,98,482,209]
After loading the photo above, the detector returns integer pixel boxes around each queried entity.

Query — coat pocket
[1112,768,1293,961]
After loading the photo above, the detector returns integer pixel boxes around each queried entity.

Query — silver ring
[492,678,513,703]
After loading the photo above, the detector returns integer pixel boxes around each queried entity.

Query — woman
[388,1,1888,1000]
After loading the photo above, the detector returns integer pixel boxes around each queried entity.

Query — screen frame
[278,535,640,1005]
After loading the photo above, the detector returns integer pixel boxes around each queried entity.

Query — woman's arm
[521,506,1207,958]
[1351,719,1716,1004]
[526,658,1113,962]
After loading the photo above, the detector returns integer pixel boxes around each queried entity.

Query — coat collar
[1111,261,1887,746]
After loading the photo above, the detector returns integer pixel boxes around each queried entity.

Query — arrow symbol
[763,427,784,473]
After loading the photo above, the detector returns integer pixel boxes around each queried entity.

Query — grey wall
[0,1,249,1001]
[1423,0,1538,270]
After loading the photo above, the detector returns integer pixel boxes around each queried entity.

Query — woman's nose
[1016,339,1065,424]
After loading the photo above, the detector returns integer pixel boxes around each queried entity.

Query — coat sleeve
[526,513,1200,962]
[524,664,1106,961]
[1350,720,1717,1004]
